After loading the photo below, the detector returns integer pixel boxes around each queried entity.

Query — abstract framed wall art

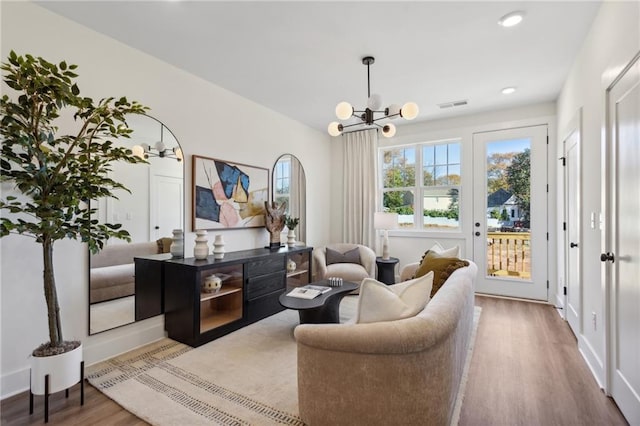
[192,155,269,230]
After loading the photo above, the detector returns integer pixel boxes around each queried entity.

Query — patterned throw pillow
[413,250,469,297]
[355,272,434,324]
[325,247,361,265]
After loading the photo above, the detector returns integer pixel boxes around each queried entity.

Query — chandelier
[132,124,183,162]
[328,56,418,138]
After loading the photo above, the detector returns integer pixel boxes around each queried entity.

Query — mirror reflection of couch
[90,238,171,304]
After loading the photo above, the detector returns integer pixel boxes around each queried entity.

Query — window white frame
[379,138,462,232]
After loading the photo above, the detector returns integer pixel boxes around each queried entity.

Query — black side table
[376,257,399,285]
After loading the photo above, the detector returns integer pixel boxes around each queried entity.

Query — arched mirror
[89,115,184,334]
[272,154,306,243]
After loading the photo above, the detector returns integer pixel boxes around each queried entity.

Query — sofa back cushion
[355,272,434,324]
[91,241,161,268]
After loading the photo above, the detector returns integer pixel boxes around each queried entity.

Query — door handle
[600,252,615,263]
[155,226,160,230]
[475,231,481,237]
[475,222,481,227]
[570,242,578,248]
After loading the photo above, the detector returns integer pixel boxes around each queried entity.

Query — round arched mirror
[89,115,184,334]
[272,154,306,243]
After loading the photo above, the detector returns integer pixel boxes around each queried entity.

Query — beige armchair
[312,243,376,289]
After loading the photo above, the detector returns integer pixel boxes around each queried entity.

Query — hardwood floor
[460,296,628,426]
[1,296,628,425]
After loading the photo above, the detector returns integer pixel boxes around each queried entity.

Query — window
[274,158,290,208]
[380,140,461,230]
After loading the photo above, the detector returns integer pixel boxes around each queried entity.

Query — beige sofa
[295,261,477,426]
[90,240,169,304]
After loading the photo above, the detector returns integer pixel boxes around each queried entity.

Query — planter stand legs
[29,361,84,423]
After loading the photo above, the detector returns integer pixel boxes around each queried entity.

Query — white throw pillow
[430,242,460,258]
[355,272,434,324]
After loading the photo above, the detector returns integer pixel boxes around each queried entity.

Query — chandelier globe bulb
[400,102,419,120]
[335,102,353,120]
[382,123,396,138]
[328,121,343,137]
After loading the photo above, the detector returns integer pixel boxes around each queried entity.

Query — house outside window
[380,140,461,230]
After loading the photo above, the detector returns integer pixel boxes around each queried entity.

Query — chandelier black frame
[328,56,418,138]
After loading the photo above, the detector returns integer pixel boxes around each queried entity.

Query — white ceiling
[36,1,601,133]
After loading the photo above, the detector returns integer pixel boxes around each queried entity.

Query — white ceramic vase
[287,229,296,247]
[287,258,297,273]
[170,229,184,258]
[30,343,83,395]
[213,234,225,259]
[194,230,209,260]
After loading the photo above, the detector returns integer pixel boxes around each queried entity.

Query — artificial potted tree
[0,52,147,408]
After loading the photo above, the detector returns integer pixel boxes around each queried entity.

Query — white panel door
[565,126,581,336]
[606,51,640,425]
[150,174,183,240]
[473,125,548,300]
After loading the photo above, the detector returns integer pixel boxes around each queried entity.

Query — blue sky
[486,138,531,156]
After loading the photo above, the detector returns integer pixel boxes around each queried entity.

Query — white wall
[331,103,557,287]
[0,2,331,398]
[555,1,640,388]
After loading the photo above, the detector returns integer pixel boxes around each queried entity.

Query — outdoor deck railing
[487,231,531,279]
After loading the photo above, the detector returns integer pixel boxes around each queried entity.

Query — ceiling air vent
[438,100,468,109]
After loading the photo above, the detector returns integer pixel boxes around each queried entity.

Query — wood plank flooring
[460,296,627,426]
[1,296,628,425]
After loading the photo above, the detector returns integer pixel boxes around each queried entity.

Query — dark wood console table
[139,245,312,347]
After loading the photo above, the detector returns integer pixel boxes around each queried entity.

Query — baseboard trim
[1,318,165,400]
[578,336,605,389]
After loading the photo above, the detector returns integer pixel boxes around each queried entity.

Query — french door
[472,125,548,300]
[604,51,640,425]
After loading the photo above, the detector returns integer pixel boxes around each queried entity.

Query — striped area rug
[87,297,479,426]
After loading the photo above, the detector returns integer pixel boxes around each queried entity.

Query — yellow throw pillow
[413,250,469,297]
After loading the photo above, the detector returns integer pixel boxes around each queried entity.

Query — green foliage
[285,216,299,230]
[505,149,531,220]
[423,209,459,220]
[487,152,515,194]
[501,207,510,221]
[0,52,148,348]
[490,209,501,219]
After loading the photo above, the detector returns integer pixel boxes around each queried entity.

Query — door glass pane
[486,138,531,280]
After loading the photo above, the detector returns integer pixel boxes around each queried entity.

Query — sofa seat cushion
[326,263,369,282]
[355,272,434,324]
[414,251,469,297]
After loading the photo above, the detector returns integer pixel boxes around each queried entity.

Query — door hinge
[546,232,549,240]
[547,136,549,145]
[563,286,567,295]
[563,222,567,231]
[547,280,549,289]
[560,156,566,166]
[546,184,549,192]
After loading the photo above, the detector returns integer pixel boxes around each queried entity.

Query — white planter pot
[30,343,83,395]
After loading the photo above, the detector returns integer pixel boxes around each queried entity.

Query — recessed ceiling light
[498,11,525,27]
[502,87,517,95]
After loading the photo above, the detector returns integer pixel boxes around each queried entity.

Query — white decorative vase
[287,229,296,247]
[287,258,297,273]
[203,275,222,293]
[30,343,83,395]
[213,234,225,259]
[194,230,209,260]
[170,229,184,258]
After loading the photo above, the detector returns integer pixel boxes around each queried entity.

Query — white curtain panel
[342,129,377,247]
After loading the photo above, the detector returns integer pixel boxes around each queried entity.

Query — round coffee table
[279,280,358,324]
